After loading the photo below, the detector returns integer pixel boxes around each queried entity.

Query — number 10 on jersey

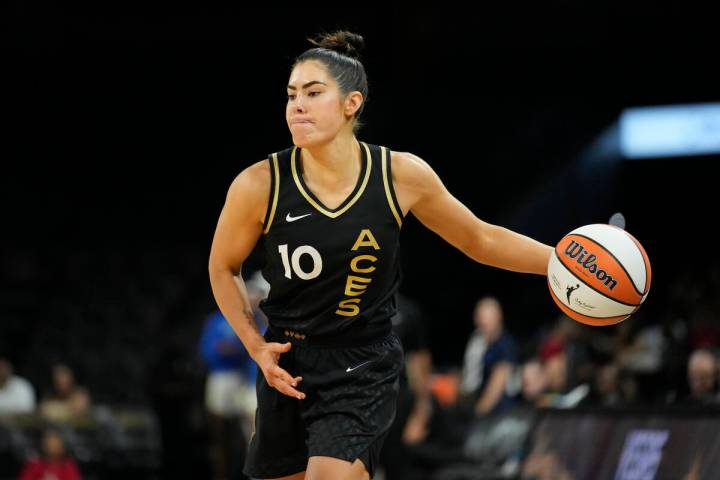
[278,244,323,280]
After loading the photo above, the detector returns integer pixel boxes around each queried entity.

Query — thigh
[243,370,308,479]
[301,334,404,478]
[306,456,369,480]
[272,472,306,480]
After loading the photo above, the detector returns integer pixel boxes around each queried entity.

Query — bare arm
[208,161,268,354]
[392,152,552,275]
[474,362,512,415]
[208,161,304,400]
[406,349,433,401]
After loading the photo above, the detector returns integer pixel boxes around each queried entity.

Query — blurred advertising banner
[620,103,720,159]
[521,409,720,480]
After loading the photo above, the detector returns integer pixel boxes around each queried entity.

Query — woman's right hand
[252,342,305,400]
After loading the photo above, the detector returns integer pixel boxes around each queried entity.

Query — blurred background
[2,3,719,480]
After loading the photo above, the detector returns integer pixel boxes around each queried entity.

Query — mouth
[290,119,313,126]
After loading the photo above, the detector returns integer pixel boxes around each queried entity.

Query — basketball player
[208,31,553,480]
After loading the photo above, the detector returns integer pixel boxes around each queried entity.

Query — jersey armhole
[262,153,280,234]
[381,146,404,229]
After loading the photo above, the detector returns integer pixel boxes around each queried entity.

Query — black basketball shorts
[243,330,404,479]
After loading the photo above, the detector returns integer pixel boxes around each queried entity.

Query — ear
[343,91,364,117]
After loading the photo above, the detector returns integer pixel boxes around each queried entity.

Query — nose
[294,98,306,113]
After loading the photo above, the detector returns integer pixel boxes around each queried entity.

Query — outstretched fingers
[269,365,305,400]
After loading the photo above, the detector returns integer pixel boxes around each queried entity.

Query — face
[596,364,619,395]
[521,361,547,401]
[42,430,66,459]
[689,354,716,396]
[545,353,567,392]
[474,299,502,338]
[286,60,361,148]
[53,365,75,395]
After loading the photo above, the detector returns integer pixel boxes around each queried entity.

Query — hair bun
[308,31,365,59]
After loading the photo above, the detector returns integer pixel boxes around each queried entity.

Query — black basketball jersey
[258,141,404,339]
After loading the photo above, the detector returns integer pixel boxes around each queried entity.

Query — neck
[300,135,361,187]
[480,329,502,343]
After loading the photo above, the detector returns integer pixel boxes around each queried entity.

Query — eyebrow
[287,81,327,90]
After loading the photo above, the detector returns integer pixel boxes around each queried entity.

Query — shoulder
[391,151,435,184]
[225,159,271,207]
[21,458,43,469]
[229,159,270,194]
[18,460,38,476]
[389,150,443,200]
[11,376,33,390]
[389,150,434,177]
[496,333,517,355]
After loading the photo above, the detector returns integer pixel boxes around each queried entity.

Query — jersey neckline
[290,142,372,218]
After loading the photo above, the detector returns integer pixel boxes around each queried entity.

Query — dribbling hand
[252,341,305,400]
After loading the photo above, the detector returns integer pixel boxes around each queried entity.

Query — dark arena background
[3,4,719,480]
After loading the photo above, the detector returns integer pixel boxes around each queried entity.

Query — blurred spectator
[380,292,433,480]
[431,359,549,479]
[544,352,567,394]
[39,365,91,422]
[520,429,574,480]
[402,298,517,477]
[616,323,665,374]
[0,357,36,415]
[593,363,621,406]
[200,271,269,480]
[618,368,640,405]
[458,297,517,416]
[17,428,82,480]
[539,315,594,385]
[537,322,569,363]
[460,359,547,478]
[684,349,718,405]
[539,352,590,408]
[609,319,668,404]
[519,359,548,407]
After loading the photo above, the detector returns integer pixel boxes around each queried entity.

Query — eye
[308,91,322,97]
[287,94,296,101]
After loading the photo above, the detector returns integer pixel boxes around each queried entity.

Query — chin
[290,132,326,149]
[291,138,311,148]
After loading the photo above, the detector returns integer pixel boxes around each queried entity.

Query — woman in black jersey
[209,31,553,480]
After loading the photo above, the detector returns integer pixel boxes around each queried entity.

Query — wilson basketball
[547,224,651,326]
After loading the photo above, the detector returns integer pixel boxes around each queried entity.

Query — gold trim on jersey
[262,153,280,234]
[381,147,403,228]
[290,142,372,218]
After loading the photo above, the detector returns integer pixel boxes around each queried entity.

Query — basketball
[547,224,651,326]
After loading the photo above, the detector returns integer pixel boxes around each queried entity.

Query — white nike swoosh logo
[346,360,373,373]
[286,213,312,222]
